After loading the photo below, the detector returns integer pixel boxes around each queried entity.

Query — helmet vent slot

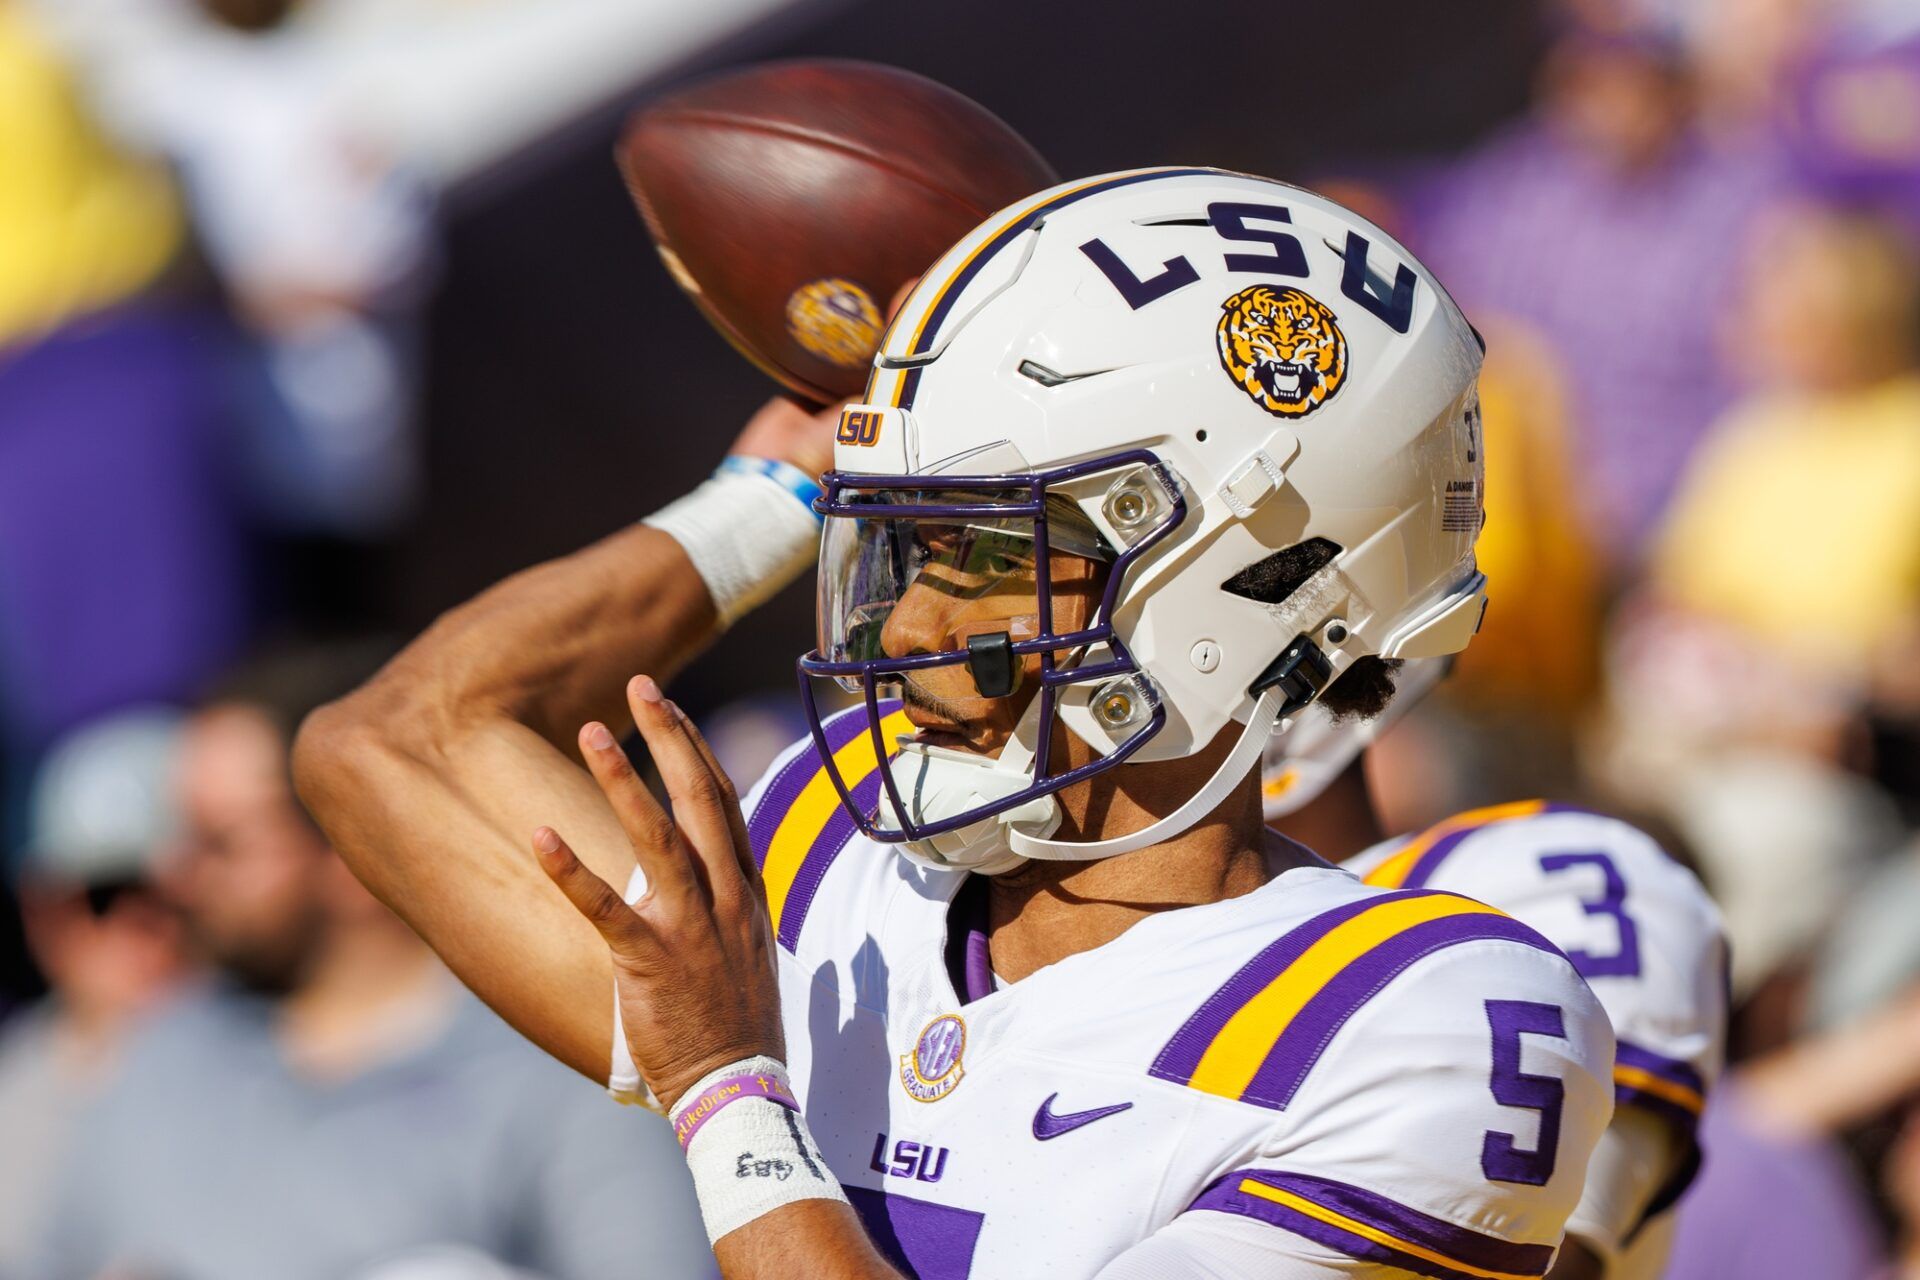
[1017,360,1114,389]
[1220,538,1341,606]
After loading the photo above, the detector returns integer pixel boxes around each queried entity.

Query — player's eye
[965,532,1033,578]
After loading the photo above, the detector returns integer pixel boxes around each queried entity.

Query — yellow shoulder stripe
[761,709,911,936]
[1362,800,1549,888]
[1187,894,1504,1099]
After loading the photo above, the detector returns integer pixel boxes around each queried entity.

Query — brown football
[617,60,1058,404]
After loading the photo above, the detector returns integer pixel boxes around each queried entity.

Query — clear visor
[816,490,1111,700]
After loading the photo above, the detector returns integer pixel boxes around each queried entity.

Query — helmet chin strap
[1005,685,1287,863]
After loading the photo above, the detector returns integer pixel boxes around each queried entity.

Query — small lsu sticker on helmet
[785,278,884,369]
[899,1013,967,1102]
[1216,284,1349,418]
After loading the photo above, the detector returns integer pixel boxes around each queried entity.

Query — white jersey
[735,707,1614,1279]
[1346,802,1728,1279]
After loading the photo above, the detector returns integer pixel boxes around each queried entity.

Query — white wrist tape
[672,1055,847,1243]
[644,458,822,627]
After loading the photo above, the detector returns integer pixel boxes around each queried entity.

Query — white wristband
[673,1055,847,1243]
[644,459,821,627]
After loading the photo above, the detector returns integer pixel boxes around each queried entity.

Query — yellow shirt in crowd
[1653,375,1920,669]
[1449,323,1601,715]
[0,1,181,348]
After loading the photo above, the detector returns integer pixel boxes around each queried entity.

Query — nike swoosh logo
[1032,1093,1134,1140]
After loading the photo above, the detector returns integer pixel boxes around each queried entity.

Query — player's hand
[532,674,783,1112]
[729,395,844,481]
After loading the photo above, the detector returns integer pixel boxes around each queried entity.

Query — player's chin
[903,704,1014,757]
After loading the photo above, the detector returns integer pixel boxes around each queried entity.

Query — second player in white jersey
[1345,802,1728,1280]
[665,707,1615,1279]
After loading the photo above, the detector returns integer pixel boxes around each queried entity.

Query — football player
[1263,662,1728,1280]
[296,169,1614,1278]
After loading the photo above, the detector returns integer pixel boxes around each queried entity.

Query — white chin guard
[879,740,1061,877]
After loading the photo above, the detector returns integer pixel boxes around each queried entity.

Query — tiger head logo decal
[1216,284,1349,418]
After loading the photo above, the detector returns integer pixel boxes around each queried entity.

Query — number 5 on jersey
[1482,1000,1566,1186]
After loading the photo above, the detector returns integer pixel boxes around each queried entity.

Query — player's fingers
[672,696,762,895]
[532,826,655,959]
[731,395,830,477]
[576,720,700,905]
[626,676,749,905]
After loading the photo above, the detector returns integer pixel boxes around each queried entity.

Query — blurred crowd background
[4,0,1920,1276]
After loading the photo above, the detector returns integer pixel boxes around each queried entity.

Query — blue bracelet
[716,455,826,526]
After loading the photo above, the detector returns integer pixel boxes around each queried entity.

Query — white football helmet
[798,167,1486,874]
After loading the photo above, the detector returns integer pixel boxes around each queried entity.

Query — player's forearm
[713,1201,903,1280]
[289,522,720,1080]
[358,522,719,753]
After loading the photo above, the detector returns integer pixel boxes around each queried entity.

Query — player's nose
[879,582,954,662]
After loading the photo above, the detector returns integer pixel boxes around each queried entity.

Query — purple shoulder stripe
[1189,1168,1554,1280]
[774,761,890,952]
[1149,893,1415,1086]
[1242,911,1557,1109]
[1398,827,1478,890]
[1613,1038,1709,1130]
[1614,1040,1706,1095]
[746,705,878,872]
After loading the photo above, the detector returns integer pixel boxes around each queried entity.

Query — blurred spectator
[1416,11,1791,566]
[1448,319,1603,720]
[1670,753,1899,1004]
[1784,30,1920,229]
[1807,841,1920,1034]
[1588,203,1920,1000]
[1664,1084,1890,1279]
[1651,204,1920,680]
[32,0,435,538]
[0,3,250,763]
[1884,1103,1920,1280]
[1682,0,1827,135]
[0,709,191,1274]
[29,649,716,1280]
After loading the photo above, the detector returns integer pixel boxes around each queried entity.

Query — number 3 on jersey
[1539,851,1643,978]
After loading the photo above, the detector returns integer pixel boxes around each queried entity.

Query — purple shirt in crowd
[1414,123,1790,565]
[1666,1088,1888,1279]
[0,301,249,758]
